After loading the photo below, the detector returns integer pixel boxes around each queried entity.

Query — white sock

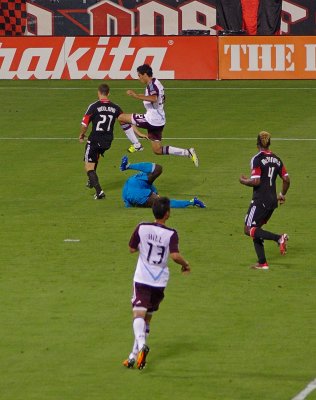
[163,146,189,156]
[123,126,141,146]
[133,317,146,349]
[129,339,138,360]
[145,323,150,338]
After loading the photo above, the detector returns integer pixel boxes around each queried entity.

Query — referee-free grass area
[1,79,316,400]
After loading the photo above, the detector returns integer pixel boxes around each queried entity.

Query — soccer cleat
[193,197,206,208]
[86,179,93,189]
[279,234,289,255]
[94,191,105,200]
[128,144,144,153]
[188,148,199,167]
[251,262,269,270]
[123,357,136,369]
[136,345,150,370]
[120,155,129,171]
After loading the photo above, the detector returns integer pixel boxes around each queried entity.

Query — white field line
[291,378,316,400]
[1,87,316,91]
[1,137,316,141]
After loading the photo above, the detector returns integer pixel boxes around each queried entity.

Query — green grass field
[1,79,316,400]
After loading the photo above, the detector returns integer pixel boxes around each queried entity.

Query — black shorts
[132,114,164,141]
[245,200,275,228]
[131,282,165,312]
[83,140,111,163]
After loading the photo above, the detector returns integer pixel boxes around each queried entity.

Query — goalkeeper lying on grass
[120,156,206,209]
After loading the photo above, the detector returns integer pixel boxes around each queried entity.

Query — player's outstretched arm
[126,89,157,103]
[133,126,148,140]
[170,252,190,274]
[239,175,260,187]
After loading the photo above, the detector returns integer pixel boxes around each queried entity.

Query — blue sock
[128,162,154,174]
[170,199,193,208]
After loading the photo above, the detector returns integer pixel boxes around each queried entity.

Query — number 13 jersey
[129,222,179,287]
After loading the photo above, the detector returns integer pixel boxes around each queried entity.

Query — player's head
[98,83,110,98]
[137,64,153,83]
[152,197,170,220]
[257,131,271,149]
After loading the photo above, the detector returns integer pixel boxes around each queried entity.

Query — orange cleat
[136,345,150,370]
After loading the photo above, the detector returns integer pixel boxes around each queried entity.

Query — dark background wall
[1,0,316,36]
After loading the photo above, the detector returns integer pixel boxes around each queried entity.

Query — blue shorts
[122,173,158,207]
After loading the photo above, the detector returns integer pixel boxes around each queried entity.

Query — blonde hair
[257,131,271,148]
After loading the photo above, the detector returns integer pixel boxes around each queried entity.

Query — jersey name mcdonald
[250,150,288,208]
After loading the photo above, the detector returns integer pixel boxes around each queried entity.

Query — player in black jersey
[239,131,290,270]
[79,83,145,199]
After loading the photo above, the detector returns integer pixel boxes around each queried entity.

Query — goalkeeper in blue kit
[120,156,206,208]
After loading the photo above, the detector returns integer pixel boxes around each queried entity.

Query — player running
[123,196,191,370]
[79,83,145,199]
[120,156,206,208]
[239,131,290,270]
[117,63,199,167]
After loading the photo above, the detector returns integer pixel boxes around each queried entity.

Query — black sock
[254,228,280,242]
[87,170,102,195]
[253,238,266,264]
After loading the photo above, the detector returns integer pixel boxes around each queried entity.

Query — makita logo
[0,37,175,79]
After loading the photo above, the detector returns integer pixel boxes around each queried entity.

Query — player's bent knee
[155,164,163,175]
[133,307,147,319]
[85,163,95,172]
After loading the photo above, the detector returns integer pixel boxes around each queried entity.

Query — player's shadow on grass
[149,337,199,368]
[100,179,125,193]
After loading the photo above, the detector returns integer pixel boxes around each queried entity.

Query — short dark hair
[152,197,170,219]
[98,83,110,95]
[137,64,153,77]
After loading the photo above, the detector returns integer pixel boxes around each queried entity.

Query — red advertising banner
[0,36,218,80]
[219,35,316,79]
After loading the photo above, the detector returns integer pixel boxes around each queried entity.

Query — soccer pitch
[1,79,316,400]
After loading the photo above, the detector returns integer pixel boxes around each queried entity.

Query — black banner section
[216,0,242,31]
[257,0,282,34]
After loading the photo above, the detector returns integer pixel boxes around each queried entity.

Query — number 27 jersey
[129,222,179,287]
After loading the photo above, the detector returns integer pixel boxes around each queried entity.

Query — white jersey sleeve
[143,78,166,127]
[129,222,179,287]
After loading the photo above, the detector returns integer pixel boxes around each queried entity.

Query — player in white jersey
[118,64,199,167]
[123,197,190,370]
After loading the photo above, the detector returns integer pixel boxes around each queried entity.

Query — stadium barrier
[218,36,316,79]
[1,35,316,80]
[0,36,217,80]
